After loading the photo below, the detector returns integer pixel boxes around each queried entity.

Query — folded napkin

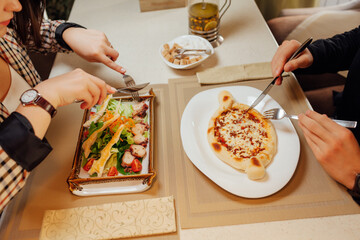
[197,62,289,84]
[39,196,176,240]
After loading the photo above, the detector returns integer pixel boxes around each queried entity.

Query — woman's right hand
[271,39,314,85]
[298,110,360,189]
[34,68,115,110]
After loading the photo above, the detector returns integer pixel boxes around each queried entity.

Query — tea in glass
[188,2,219,32]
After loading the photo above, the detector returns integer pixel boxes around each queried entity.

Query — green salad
[80,96,149,178]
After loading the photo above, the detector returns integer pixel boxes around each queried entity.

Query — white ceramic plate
[71,180,151,197]
[159,35,214,70]
[180,86,300,198]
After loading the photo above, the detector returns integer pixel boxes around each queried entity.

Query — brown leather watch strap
[34,95,57,118]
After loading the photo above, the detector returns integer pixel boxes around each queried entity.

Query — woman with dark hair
[0,0,126,212]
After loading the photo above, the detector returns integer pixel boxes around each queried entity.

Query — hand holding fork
[264,108,357,128]
[123,74,141,101]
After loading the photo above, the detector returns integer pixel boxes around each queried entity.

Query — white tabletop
[50,0,277,86]
[49,0,360,239]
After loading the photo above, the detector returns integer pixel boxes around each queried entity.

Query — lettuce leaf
[81,154,87,168]
[107,99,120,112]
[143,130,149,138]
[142,114,148,124]
[103,153,118,173]
[119,103,133,118]
[121,129,134,145]
[88,121,104,137]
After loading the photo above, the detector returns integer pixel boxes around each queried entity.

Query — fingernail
[110,87,116,92]
[120,68,126,73]
[80,102,87,109]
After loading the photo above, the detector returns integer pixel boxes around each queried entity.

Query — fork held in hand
[264,108,357,128]
[124,74,141,102]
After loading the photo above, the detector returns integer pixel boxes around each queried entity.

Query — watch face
[21,89,38,103]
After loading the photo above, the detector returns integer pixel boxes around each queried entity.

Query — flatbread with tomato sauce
[207,90,277,180]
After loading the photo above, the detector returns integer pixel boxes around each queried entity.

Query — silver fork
[174,48,211,59]
[263,108,357,128]
[123,74,141,101]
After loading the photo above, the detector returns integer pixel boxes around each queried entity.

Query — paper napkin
[196,62,289,84]
[39,196,176,240]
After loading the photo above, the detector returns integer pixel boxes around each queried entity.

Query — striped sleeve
[26,19,71,54]
[0,147,29,212]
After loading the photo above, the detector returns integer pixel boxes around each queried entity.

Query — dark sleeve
[55,22,86,51]
[296,25,360,75]
[0,112,52,171]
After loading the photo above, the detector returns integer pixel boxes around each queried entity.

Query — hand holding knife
[246,37,313,112]
[73,82,149,103]
[115,82,149,93]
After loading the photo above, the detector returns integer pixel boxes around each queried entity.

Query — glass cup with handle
[188,0,231,47]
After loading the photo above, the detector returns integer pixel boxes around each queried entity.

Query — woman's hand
[271,40,314,85]
[34,68,116,110]
[62,28,126,74]
[298,110,360,189]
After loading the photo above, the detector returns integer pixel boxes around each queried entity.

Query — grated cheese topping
[214,108,269,159]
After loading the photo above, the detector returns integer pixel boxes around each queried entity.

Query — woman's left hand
[62,28,126,74]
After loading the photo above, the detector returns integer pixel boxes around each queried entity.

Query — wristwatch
[348,173,360,199]
[20,89,57,118]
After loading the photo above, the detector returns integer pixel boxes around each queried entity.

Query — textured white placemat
[39,196,176,240]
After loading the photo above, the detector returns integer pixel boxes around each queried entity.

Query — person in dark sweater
[271,25,360,203]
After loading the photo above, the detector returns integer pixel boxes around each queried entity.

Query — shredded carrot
[109,118,121,133]
[109,115,135,134]
[102,110,114,122]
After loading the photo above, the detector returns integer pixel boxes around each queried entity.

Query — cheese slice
[83,94,113,127]
[88,124,126,176]
[82,100,120,158]
[82,114,120,158]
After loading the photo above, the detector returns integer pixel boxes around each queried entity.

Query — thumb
[284,61,297,72]
[285,52,312,72]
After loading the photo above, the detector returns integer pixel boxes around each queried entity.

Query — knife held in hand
[115,82,149,93]
[246,37,313,112]
[74,82,150,103]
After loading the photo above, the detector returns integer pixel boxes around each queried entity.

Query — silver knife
[74,82,150,103]
[116,82,149,93]
[246,37,313,112]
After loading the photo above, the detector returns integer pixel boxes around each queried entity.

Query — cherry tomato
[107,166,118,176]
[131,159,142,173]
[83,129,89,139]
[83,158,94,171]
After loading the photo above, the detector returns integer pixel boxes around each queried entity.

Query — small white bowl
[159,35,214,70]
